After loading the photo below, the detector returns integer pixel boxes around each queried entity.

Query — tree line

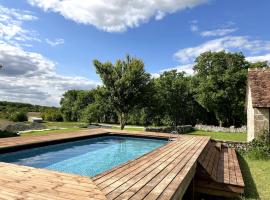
[60,51,268,129]
[0,101,63,122]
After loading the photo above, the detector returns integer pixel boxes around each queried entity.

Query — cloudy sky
[0,0,270,106]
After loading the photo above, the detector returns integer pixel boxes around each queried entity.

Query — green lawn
[111,126,144,131]
[189,130,247,142]
[43,121,87,128]
[20,127,82,136]
[238,156,270,200]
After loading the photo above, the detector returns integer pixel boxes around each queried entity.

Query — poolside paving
[0,129,244,199]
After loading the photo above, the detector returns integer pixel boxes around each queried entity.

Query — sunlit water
[0,135,166,177]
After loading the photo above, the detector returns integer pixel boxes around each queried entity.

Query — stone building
[246,68,270,141]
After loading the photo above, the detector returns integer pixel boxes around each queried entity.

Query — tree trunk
[119,112,126,130]
[219,120,223,127]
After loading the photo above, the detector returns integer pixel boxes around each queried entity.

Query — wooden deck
[0,162,107,200]
[196,141,245,197]
[92,136,210,200]
[0,129,244,199]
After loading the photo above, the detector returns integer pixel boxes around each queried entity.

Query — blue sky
[0,0,270,106]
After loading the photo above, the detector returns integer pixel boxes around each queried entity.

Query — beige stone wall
[254,108,269,139]
[247,85,255,141]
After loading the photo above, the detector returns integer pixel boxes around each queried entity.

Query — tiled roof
[248,68,270,108]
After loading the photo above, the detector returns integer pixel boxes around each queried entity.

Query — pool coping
[0,129,174,154]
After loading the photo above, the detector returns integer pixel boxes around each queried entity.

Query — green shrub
[243,131,270,160]
[0,130,18,138]
[42,109,63,122]
[81,104,100,124]
[9,112,28,122]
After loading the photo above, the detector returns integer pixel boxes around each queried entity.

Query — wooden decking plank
[231,149,244,186]
[156,137,209,200]
[217,149,225,183]
[228,148,238,185]
[211,147,220,181]
[102,137,196,197]
[198,141,211,163]
[223,148,230,184]
[132,137,207,200]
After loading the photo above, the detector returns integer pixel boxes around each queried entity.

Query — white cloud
[27,0,209,32]
[174,36,270,63]
[246,53,270,63]
[160,64,194,75]
[151,63,194,78]
[200,27,237,37]
[0,5,40,46]
[0,42,99,106]
[46,38,64,46]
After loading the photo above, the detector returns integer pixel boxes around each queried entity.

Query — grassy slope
[189,130,247,142]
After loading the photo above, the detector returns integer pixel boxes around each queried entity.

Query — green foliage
[60,90,95,121]
[59,51,267,129]
[193,51,249,127]
[0,101,54,120]
[154,70,207,126]
[249,61,269,69]
[243,131,270,160]
[93,55,151,129]
[42,109,63,122]
[0,130,18,138]
[9,111,28,122]
[81,103,100,124]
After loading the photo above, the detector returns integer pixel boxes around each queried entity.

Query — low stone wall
[195,124,246,133]
[145,125,192,134]
[3,122,46,133]
[213,139,249,151]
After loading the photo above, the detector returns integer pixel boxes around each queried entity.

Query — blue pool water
[0,136,166,177]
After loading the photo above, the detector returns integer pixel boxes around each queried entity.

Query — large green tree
[93,55,151,129]
[154,70,201,126]
[193,51,249,127]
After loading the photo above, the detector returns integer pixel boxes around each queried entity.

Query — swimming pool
[0,135,166,177]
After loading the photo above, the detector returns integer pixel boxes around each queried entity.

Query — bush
[243,131,270,160]
[0,130,18,138]
[81,104,100,124]
[9,111,28,122]
[42,109,63,122]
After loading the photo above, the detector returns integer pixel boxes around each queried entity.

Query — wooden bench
[196,141,245,197]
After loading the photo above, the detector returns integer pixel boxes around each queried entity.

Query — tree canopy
[93,55,151,129]
[57,51,269,128]
[192,51,249,126]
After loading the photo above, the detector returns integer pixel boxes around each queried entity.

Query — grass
[20,127,83,136]
[43,121,87,128]
[189,130,247,142]
[237,155,270,200]
[111,126,144,131]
